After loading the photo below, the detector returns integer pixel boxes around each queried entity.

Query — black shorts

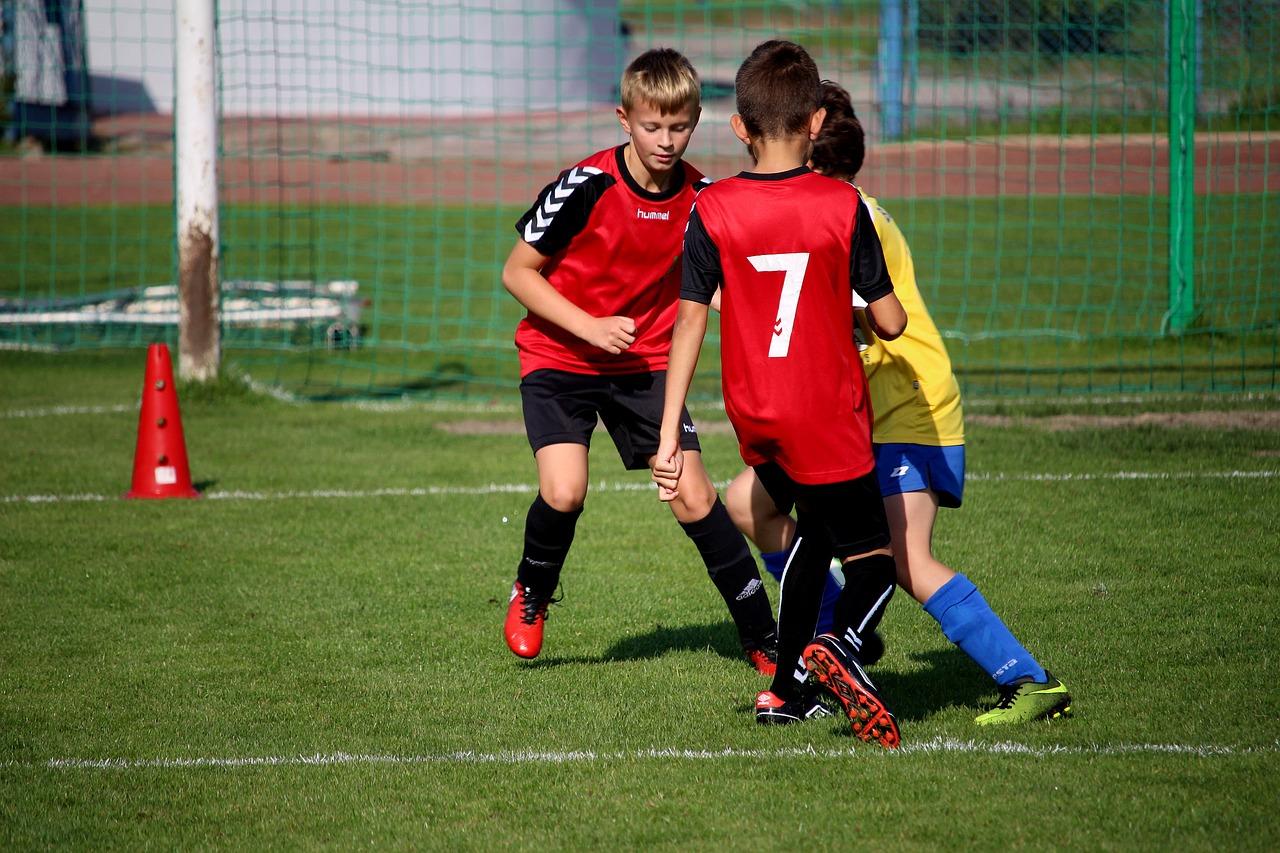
[520,369,701,470]
[753,462,892,558]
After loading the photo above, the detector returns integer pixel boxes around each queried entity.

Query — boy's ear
[730,113,752,146]
[808,106,828,140]
[616,106,632,136]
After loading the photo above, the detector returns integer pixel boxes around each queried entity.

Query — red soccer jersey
[682,167,894,484]
[513,145,708,377]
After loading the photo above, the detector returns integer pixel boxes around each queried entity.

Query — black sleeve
[514,167,613,257]
[849,198,894,303]
[680,206,722,304]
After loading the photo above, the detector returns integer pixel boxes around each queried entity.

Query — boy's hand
[651,437,683,501]
[581,316,637,354]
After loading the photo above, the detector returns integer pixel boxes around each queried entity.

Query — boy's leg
[508,369,601,659]
[765,512,833,701]
[832,549,897,659]
[600,371,776,672]
[505,443,589,659]
[724,467,843,635]
[666,452,778,672]
[786,472,899,747]
[521,443,590,592]
[796,470,895,661]
[886,490,1064,709]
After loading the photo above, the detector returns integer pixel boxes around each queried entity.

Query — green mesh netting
[2,1,1276,398]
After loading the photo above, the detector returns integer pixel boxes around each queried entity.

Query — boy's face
[616,100,701,175]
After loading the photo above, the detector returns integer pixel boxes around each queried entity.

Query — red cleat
[803,633,901,749]
[504,581,552,659]
[745,646,777,678]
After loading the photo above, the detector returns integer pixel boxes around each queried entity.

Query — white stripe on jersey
[522,166,604,244]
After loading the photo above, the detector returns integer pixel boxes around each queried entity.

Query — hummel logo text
[636,209,669,221]
[682,422,697,434]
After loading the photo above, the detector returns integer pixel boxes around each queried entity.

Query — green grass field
[2,350,1279,847]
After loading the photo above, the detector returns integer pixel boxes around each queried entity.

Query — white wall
[85,0,623,115]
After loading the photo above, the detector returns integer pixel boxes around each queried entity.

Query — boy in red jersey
[501,48,778,674]
[653,41,908,746]
[725,81,1073,727]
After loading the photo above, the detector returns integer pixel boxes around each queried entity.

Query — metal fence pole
[1166,0,1197,334]
[878,0,904,141]
[175,0,220,380]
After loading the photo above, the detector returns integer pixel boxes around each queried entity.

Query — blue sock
[760,550,841,636]
[923,574,1047,685]
[760,549,788,584]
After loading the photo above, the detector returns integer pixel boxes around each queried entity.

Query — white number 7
[748,252,810,358]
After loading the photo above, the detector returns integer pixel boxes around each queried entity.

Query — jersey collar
[736,165,812,182]
[614,144,687,201]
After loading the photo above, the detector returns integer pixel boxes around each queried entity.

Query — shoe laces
[991,679,1031,710]
[518,584,562,625]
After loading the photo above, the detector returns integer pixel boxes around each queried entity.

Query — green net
[1,1,1277,400]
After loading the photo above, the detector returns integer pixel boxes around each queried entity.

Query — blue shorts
[873,443,966,508]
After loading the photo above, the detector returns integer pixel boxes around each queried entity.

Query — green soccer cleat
[974,673,1073,726]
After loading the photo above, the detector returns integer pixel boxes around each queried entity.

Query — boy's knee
[540,485,587,513]
[669,482,717,523]
[723,476,754,531]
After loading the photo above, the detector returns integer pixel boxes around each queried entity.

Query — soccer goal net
[1,0,1276,399]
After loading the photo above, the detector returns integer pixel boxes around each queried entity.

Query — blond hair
[620,48,700,114]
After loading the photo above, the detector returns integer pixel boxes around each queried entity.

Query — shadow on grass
[297,361,471,402]
[519,620,745,671]
[873,649,993,723]
[523,623,996,723]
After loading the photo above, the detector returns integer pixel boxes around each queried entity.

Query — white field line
[7,388,1280,418]
[1,404,135,419]
[3,469,1278,506]
[3,738,1274,772]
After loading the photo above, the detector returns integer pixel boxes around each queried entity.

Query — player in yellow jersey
[722,81,1072,725]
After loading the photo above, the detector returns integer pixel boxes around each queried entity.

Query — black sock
[768,516,832,700]
[833,552,896,658]
[516,493,582,595]
[679,498,776,645]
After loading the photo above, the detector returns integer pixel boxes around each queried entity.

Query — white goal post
[175,0,220,381]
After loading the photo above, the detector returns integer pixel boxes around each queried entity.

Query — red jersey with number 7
[681,167,895,484]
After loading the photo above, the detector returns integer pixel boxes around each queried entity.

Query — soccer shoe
[974,673,1073,726]
[803,633,901,749]
[742,633,778,677]
[755,690,835,725]
[503,581,554,659]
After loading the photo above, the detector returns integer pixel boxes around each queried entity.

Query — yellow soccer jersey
[856,188,965,446]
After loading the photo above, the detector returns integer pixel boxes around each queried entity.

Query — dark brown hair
[810,80,865,180]
[734,40,820,139]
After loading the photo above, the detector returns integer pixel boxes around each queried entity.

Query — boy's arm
[502,239,637,354]
[654,204,721,500]
[851,197,907,340]
[653,299,708,500]
[866,294,906,342]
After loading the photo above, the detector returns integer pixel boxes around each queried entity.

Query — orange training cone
[125,343,200,499]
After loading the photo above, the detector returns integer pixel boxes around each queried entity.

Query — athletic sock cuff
[923,572,978,622]
[759,550,788,583]
[678,498,752,571]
